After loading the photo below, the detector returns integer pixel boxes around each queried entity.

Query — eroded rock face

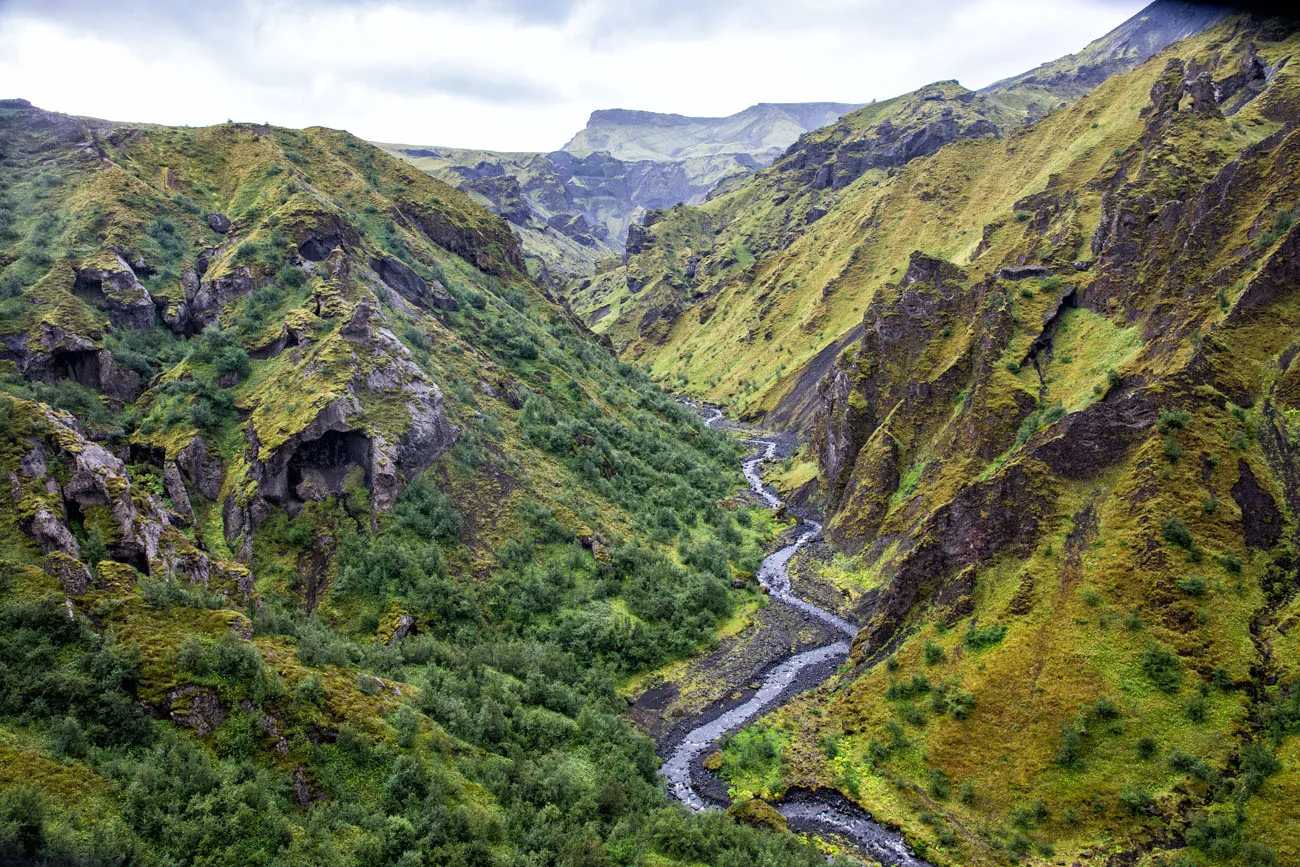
[74,254,155,330]
[369,255,459,311]
[232,300,457,538]
[780,84,1000,193]
[190,266,255,332]
[1232,460,1283,549]
[398,199,525,277]
[10,321,142,401]
[8,398,251,590]
[176,436,225,503]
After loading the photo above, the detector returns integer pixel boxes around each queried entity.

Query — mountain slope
[573,1,1239,419]
[0,100,827,865]
[639,14,1300,866]
[983,0,1234,115]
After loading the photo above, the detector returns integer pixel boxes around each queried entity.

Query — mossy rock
[727,797,788,832]
[95,560,140,592]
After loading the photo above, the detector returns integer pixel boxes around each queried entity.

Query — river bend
[656,407,927,866]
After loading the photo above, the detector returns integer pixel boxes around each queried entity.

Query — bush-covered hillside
[0,101,830,865]
[609,13,1300,866]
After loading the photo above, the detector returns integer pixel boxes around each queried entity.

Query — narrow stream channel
[657,406,928,866]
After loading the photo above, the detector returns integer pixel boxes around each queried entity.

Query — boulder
[206,211,231,233]
[43,551,90,595]
[74,254,155,330]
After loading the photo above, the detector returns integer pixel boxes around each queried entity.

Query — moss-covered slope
[699,15,1300,867]
[0,102,829,865]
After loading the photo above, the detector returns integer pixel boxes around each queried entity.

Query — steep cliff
[377,102,864,285]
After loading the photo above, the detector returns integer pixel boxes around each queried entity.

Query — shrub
[1162,516,1194,549]
[294,674,325,707]
[0,787,46,857]
[1093,696,1120,720]
[49,715,88,759]
[1140,646,1182,693]
[1177,575,1207,597]
[1056,720,1084,768]
[1163,436,1183,463]
[1137,736,1158,760]
[923,640,946,665]
[959,779,976,804]
[964,622,1007,650]
[1220,551,1243,574]
[1168,749,1219,784]
[1243,842,1277,867]
[394,478,462,544]
[1186,694,1207,723]
[274,264,306,288]
[928,768,950,800]
[1186,812,1242,859]
[1119,783,1153,815]
[1157,409,1191,433]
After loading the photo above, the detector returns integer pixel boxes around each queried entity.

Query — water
[655,406,927,865]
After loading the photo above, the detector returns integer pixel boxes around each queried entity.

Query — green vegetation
[0,105,825,866]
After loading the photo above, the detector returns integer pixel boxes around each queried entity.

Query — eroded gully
[657,407,928,866]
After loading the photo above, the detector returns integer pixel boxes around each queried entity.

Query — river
[657,406,928,866]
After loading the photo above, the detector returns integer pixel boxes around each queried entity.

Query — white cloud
[0,0,1146,151]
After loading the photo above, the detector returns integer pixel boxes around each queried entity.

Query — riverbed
[653,407,927,866]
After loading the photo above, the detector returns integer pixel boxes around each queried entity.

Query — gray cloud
[359,63,562,103]
[0,0,1156,149]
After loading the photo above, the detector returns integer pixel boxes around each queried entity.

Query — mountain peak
[562,101,864,162]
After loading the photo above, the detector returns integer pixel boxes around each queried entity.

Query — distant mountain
[578,0,1243,365]
[982,0,1234,119]
[377,102,863,284]
[561,102,865,163]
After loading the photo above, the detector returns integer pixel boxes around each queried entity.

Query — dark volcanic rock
[206,211,231,233]
[997,265,1055,281]
[369,255,459,311]
[1232,460,1282,549]
[74,254,155,330]
[44,551,91,596]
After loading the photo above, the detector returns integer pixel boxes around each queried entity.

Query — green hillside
[598,12,1300,866]
[0,102,830,866]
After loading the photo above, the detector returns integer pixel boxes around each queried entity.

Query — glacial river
[657,407,928,866]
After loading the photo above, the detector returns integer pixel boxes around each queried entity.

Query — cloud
[0,0,1150,150]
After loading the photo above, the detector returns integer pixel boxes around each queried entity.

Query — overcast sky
[0,0,1148,152]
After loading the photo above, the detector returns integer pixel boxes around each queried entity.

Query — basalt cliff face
[641,11,1300,866]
